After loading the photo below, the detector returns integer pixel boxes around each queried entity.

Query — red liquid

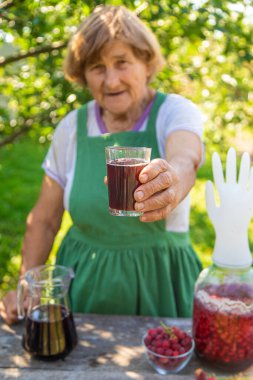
[193,284,253,371]
[107,158,148,211]
[22,304,78,360]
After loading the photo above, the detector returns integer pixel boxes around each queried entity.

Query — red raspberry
[155,339,163,348]
[179,347,186,354]
[170,336,179,344]
[159,357,169,364]
[155,334,163,341]
[156,326,164,334]
[144,336,151,346]
[156,347,164,355]
[195,369,217,380]
[181,337,191,348]
[173,327,186,340]
[148,328,156,338]
[162,340,170,349]
[165,349,173,356]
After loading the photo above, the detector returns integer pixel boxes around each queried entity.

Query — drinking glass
[105,146,151,216]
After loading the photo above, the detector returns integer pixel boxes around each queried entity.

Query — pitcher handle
[17,277,28,320]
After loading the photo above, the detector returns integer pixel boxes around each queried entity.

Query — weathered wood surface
[0,314,252,379]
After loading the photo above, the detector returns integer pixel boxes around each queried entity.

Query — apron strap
[77,104,88,139]
[146,92,167,134]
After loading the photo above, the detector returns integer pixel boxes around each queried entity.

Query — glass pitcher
[17,265,78,360]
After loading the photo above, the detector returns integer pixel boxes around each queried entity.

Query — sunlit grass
[0,138,47,295]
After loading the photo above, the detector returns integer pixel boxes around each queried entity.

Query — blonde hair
[63,5,165,86]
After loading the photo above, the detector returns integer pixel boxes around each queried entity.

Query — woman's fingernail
[140,174,148,182]
[136,202,144,211]
[135,191,144,200]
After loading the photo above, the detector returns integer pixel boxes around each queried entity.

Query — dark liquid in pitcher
[22,304,78,360]
[107,158,148,211]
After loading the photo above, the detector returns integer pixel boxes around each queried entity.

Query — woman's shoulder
[54,109,77,138]
[162,93,201,112]
[157,93,203,125]
[155,92,204,138]
[54,100,95,136]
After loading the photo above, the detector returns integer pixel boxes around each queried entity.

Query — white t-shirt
[42,94,204,232]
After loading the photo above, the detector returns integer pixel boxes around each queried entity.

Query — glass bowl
[143,333,195,375]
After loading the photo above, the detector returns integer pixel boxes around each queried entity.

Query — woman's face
[84,40,151,116]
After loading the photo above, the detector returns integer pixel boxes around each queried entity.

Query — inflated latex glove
[206,147,253,268]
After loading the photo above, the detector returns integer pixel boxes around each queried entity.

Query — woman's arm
[0,175,64,324]
[134,130,202,222]
[20,175,64,275]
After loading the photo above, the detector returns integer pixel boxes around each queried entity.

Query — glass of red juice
[105,146,151,216]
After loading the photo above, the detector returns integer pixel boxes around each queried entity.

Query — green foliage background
[1,0,253,147]
[0,0,253,295]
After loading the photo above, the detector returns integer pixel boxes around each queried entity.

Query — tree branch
[0,126,30,147]
[0,40,68,67]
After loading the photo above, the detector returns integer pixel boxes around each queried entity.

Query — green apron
[56,92,202,317]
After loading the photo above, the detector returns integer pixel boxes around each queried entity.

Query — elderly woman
[1,5,203,324]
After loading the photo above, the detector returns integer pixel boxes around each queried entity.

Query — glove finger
[238,152,250,189]
[205,180,217,220]
[226,147,237,184]
[212,152,224,193]
[249,167,253,212]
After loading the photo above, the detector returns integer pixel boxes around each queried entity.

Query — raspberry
[156,326,164,334]
[144,336,151,346]
[162,340,170,349]
[156,347,164,355]
[159,357,169,364]
[155,334,163,341]
[195,368,217,380]
[155,339,163,348]
[170,336,179,344]
[179,347,186,354]
[147,328,156,337]
[171,343,180,350]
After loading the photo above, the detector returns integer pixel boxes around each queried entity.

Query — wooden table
[0,314,253,380]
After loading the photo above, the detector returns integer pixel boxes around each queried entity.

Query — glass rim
[24,264,75,285]
[105,146,151,151]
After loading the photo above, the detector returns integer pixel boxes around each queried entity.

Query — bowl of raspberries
[143,322,194,375]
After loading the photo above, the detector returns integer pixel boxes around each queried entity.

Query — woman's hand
[134,131,202,223]
[0,291,18,325]
[134,158,180,222]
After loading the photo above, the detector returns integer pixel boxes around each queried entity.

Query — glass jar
[193,264,253,372]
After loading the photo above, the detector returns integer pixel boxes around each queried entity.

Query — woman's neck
[101,89,155,133]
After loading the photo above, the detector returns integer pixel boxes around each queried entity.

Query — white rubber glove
[206,147,253,268]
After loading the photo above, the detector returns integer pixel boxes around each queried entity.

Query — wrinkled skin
[134,158,180,222]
